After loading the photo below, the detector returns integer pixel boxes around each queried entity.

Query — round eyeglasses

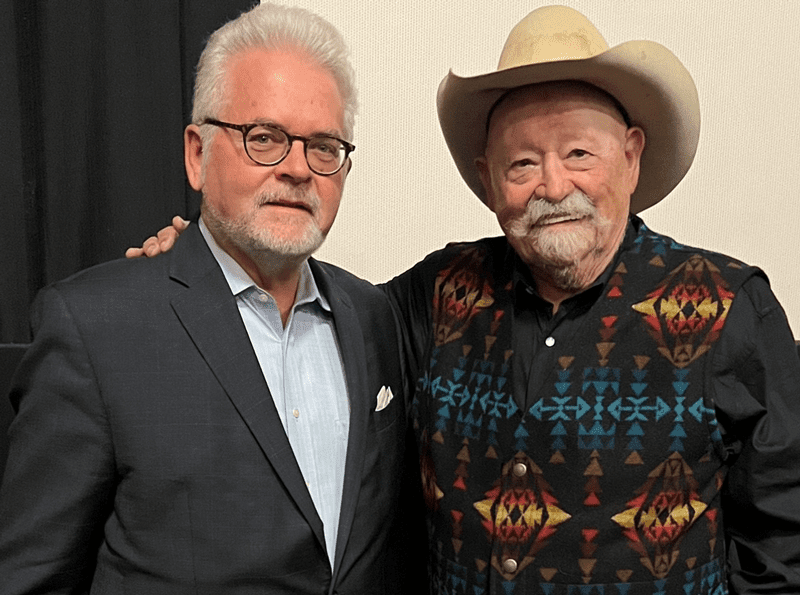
[202,118,355,176]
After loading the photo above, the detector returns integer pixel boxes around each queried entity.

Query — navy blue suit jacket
[0,225,418,594]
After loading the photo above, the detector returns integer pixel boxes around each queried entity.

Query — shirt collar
[198,217,331,312]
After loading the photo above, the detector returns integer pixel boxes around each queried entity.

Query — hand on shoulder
[125,216,190,258]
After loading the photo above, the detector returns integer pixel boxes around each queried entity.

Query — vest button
[513,462,527,477]
[502,558,518,574]
[545,336,555,347]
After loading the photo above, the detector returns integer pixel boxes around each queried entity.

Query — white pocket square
[375,385,394,412]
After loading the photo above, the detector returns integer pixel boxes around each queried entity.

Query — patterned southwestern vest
[411,225,758,595]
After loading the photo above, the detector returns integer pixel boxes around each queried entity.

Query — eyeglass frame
[201,118,355,176]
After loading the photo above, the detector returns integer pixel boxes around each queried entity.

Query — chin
[511,227,602,291]
[204,202,324,260]
[528,224,598,267]
[248,224,325,259]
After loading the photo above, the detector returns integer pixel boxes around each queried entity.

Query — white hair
[192,2,357,145]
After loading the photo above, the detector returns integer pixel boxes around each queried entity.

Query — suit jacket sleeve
[0,285,116,594]
[712,275,800,592]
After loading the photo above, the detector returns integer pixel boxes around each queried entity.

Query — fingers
[143,236,162,257]
[125,236,160,258]
[156,228,179,252]
[153,216,189,253]
[125,216,190,259]
[173,215,190,231]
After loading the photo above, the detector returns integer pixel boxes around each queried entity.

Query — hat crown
[498,5,609,70]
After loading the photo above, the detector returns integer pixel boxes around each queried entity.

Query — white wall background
[269,0,800,334]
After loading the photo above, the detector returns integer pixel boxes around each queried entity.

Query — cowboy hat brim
[437,39,700,214]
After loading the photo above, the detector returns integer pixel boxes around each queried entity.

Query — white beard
[202,186,324,262]
[503,190,612,290]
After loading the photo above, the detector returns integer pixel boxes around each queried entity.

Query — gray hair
[192,2,357,146]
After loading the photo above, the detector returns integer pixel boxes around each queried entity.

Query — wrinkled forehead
[487,80,631,136]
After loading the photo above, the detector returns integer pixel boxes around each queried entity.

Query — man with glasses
[0,4,419,594]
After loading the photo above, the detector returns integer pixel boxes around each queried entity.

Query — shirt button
[545,336,555,347]
[258,293,268,302]
[513,462,527,477]
[293,409,300,418]
[503,558,518,574]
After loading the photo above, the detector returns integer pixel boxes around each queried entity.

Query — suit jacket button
[503,558,518,574]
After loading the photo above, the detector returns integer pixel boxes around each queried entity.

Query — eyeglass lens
[245,125,346,174]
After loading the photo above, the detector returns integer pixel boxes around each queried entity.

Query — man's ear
[475,155,496,212]
[184,124,205,192]
[623,126,646,194]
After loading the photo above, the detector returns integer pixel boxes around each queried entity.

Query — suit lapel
[168,226,326,548]
[310,261,371,578]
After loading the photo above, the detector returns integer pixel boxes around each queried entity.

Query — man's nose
[275,140,312,182]
[535,155,573,202]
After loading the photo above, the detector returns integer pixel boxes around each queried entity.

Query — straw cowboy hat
[436,5,700,214]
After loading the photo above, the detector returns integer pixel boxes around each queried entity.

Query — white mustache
[524,191,597,227]
[256,187,320,213]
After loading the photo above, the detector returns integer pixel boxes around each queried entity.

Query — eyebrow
[251,119,345,139]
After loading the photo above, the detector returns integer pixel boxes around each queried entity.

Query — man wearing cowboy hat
[128,5,800,593]
[385,5,800,594]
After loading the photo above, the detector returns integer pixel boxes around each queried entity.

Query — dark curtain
[1,0,254,343]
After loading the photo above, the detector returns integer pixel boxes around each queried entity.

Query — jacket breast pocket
[371,384,403,434]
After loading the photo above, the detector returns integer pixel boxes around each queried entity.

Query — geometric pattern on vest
[412,224,755,594]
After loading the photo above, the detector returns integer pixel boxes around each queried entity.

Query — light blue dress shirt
[199,219,350,567]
